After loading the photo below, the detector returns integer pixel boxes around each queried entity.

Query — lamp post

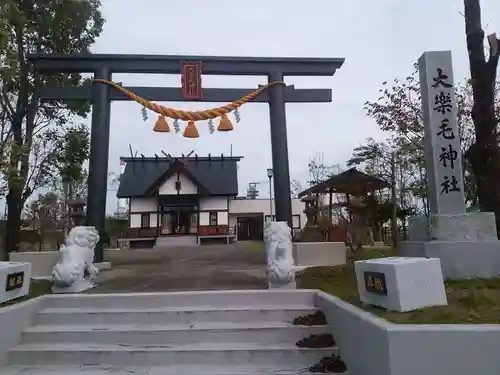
[267,168,273,222]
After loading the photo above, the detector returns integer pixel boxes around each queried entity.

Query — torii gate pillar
[87,67,111,255]
[268,71,292,223]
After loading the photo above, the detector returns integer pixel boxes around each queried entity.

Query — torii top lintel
[27,54,345,76]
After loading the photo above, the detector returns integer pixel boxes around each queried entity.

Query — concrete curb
[316,291,500,375]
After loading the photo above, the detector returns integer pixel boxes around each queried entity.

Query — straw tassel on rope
[153,115,170,132]
[183,121,199,138]
[217,114,233,132]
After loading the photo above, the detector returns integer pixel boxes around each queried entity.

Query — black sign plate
[364,271,387,296]
[5,271,24,292]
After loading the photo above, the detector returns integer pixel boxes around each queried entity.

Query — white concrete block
[9,252,111,279]
[9,252,58,279]
[401,240,500,279]
[408,212,498,242]
[354,257,447,312]
[293,242,346,267]
[0,262,31,304]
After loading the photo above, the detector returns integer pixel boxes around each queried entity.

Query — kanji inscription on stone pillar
[419,51,466,215]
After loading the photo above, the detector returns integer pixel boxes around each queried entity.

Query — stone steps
[41,289,315,309]
[23,322,327,345]
[35,305,315,325]
[154,236,198,248]
[3,290,338,372]
[7,342,337,366]
[2,364,319,375]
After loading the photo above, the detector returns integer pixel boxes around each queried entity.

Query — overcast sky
[87,0,500,214]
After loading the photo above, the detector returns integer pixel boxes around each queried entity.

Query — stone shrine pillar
[419,51,466,215]
[401,50,500,279]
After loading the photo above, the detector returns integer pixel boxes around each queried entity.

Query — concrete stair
[22,322,327,344]
[2,290,339,374]
[154,235,198,248]
[2,364,331,375]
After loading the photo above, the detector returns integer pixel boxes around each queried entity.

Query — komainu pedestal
[401,212,500,279]
[51,226,101,293]
[264,221,296,289]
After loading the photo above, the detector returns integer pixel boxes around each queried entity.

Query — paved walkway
[90,243,267,293]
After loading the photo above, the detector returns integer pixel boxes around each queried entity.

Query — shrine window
[209,212,218,226]
[140,214,150,228]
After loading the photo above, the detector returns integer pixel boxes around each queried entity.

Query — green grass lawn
[296,247,500,324]
[0,279,52,308]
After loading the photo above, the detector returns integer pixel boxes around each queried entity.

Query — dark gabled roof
[144,159,210,196]
[298,167,390,198]
[117,156,242,198]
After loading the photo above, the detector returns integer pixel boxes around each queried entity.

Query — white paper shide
[264,221,295,289]
[51,226,100,293]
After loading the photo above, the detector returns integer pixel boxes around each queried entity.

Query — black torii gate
[27,54,345,262]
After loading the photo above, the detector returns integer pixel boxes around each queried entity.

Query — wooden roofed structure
[297,168,390,243]
[298,167,389,198]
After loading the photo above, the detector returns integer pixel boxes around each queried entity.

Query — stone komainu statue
[264,221,295,288]
[51,226,100,293]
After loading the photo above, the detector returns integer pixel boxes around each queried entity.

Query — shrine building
[117,155,306,248]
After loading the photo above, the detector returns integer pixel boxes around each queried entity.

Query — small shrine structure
[298,168,389,246]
